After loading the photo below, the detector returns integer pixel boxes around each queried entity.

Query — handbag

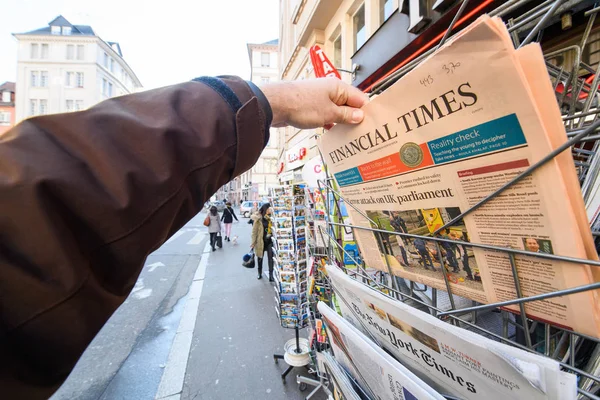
[216,232,223,248]
[203,215,210,227]
[242,251,256,269]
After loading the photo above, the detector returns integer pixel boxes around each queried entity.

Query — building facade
[13,15,142,122]
[278,0,397,183]
[0,82,16,135]
[239,39,281,203]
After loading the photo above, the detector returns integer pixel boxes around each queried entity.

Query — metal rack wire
[304,1,600,398]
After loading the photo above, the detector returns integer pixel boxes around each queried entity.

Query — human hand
[250,244,254,249]
[260,78,369,129]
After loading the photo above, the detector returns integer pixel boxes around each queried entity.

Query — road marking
[165,231,184,244]
[186,231,206,245]
[155,241,211,399]
[148,262,165,272]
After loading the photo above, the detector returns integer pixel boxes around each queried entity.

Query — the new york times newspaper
[318,16,600,338]
[326,264,577,400]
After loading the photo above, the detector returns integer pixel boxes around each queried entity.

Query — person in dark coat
[413,238,434,270]
[221,202,239,241]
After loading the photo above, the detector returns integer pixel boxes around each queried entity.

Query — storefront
[283,140,310,184]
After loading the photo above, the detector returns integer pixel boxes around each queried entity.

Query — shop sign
[301,156,327,188]
[279,171,294,182]
[286,144,308,170]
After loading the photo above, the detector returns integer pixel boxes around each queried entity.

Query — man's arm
[0,76,270,398]
[0,76,368,399]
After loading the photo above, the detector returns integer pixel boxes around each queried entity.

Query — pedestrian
[440,229,459,273]
[413,238,435,270]
[207,206,222,251]
[221,202,239,241]
[0,75,367,399]
[250,203,274,281]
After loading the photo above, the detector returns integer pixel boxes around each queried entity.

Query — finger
[343,84,369,108]
[333,105,364,124]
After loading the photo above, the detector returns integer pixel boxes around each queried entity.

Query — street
[50,209,325,400]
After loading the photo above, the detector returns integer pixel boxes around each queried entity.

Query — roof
[16,15,96,36]
[246,39,279,64]
[0,82,15,92]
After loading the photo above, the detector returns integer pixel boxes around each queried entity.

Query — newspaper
[326,264,577,399]
[317,15,600,338]
[318,301,445,400]
[317,352,363,400]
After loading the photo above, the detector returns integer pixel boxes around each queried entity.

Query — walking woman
[221,202,239,241]
[207,206,222,251]
[250,203,274,281]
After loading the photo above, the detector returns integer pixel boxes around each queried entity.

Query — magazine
[318,301,445,400]
[325,264,577,399]
[317,15,600,338]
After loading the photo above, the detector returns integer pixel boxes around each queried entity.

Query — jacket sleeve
[251,220,259,247]
[232,208,239,221]
[0,76,271,399]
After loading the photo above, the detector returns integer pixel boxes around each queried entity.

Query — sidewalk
[179,214,326,400]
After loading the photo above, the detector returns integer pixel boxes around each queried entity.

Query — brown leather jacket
[0,76,271,398]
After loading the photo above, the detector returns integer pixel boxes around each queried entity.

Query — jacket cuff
[246,80,272,146]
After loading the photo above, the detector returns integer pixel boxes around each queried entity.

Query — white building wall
[15,34,141,122]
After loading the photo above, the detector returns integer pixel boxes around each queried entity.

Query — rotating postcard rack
[270,185,312,382]
[301,1,600,399]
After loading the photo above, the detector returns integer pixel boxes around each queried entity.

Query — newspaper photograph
[326,264,577,400]
[317,15,600,338]
[318,301,445,400]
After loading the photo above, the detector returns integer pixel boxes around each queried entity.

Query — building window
[41,44,49,59]
[66,99,74,112]
[353,5,366,52]
[108,82,113,96]
[31,43,39,58]
[65,72,74,87]
[31,71,39,87]
[66,44,75,60]
[29,99,37,116]
[103,53,109,68]
[39,99,47,115]
[110,58,115,73]
[261,76,270,84]
[62,26,72,35]
[333,35,342,68]
[75,100,84,110]
[261,52,270,67]
[76,72,84,88]
[380,0,393,24]
[40,71,48,87]
[1,91,10,102]
[51,26,61,35]
[77,45,85,60]
[0,111,10,125]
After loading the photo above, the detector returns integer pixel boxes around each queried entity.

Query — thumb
[333,105,364,125]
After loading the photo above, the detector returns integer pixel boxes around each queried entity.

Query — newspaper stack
[326,264,577,399]
[318,300,446,400]
[318,15,600,338]
[317,352,363,400]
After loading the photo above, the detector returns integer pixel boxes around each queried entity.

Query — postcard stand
[269,185,312,382]
[306,2,600,399]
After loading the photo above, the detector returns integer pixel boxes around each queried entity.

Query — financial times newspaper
[318,16,600,338]
[326,264,577,400]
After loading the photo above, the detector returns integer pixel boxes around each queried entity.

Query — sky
[0,0,280,89]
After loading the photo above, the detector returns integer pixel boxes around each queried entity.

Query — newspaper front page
[317,16,600,338]
[326,264,577,399]
[318,301,445,400]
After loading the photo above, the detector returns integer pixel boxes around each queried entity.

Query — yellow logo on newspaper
[399,142,424,167]
[421,208,444,233]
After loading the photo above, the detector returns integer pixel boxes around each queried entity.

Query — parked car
[208,201,226,212]
[240,201,264,218]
